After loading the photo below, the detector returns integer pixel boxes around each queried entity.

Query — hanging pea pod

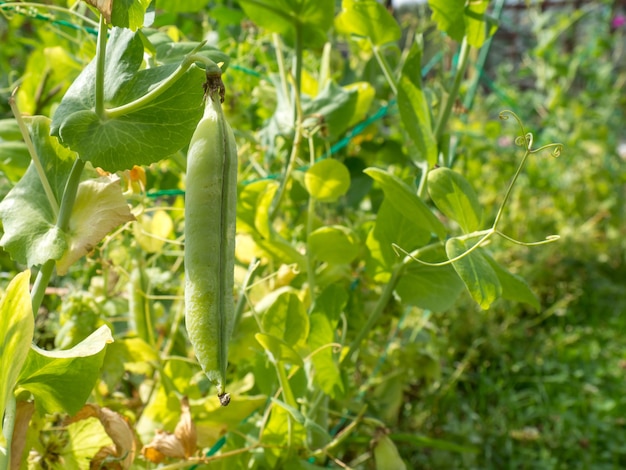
[184,69,237,406]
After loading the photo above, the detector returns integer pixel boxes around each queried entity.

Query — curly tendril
[397,110,564,269]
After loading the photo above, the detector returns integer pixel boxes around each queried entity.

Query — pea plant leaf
[428,167,483,234]
[484,253,540,310]
[0,117,75,268]
[56,175,135,275]
[16,325,113,415]
[428,0,494,48]
[0,271,33,435]
[259,290,309,349]
[397,41,438,166]
[396,246,465,312]
[364,167,447,240]
[308,285,348,399]
[50,27,207,172]
[305,159,351,203]
[428,0,465,42]
[366,199,433,282]
[308,225,360,265]
[84,0,151,31]
[335,0,401,46]
[446,238,502,310]
[142,29,230,68]
[238,0,334,47]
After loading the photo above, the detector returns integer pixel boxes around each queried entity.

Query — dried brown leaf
[141,429,186,463]
[68,404,136,469]
[174,396,197,458]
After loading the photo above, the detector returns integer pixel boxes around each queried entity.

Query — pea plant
[0,0,563,468]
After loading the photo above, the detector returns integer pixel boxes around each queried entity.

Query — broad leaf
[396,247,464,312]
[308,285,347,398]
[0,271,33,435]
[397,41,437,166]
[85,0,151,30]
[428,167,483,234]
[364,167,447,240]
[428,0,465,42]
[255,333,304,367]
[335,0,401,46]
[308,225,359,265]
[446,238,501,310]
[465,0,490,48]
[51,28,207,171]
[305,159,351,203]
[143,29,230,68]
[17,325,113,415]
[56,175,135,274]
[238,0,334,47]
[0,117,75,267]
[260,291,309,349]
[262,403,306,468]
[366,199,432,282]
[484,253,540,310]
[238,180,279,237]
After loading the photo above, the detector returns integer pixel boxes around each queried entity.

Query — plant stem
[434,36,470,164]
[493,149,530,230]
[341,263,405,365]
[9,95,59,216]
[269,25,304,221]
[1,393,17,468]
[371,41,398,95]
[31,158,85,314]
[106,53,218,119]
[95,15,107,118]
[305,136,317,299]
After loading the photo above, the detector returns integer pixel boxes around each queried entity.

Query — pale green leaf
[428,0,466,42]
[17,325,113,415]
[0,271,33,435]
[305,159,351,202]
[308,225,359,264]
[335,0,401,46]
[260,291,309,348]
[56,176,135,275]
[255,333,304,367]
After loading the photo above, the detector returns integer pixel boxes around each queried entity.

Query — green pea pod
[184,71,237,406]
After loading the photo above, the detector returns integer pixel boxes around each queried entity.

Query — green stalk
[341,263,405,365]
[0,394,16,469]
[305,136,317,299]
[95,15,107,118]
[434,36,470,164]
[106,53,219,119]
[31,158,86,314]
[269,24,304,221]
[129,259,155,346]
[371,41,398,95]
[9,96,59,216]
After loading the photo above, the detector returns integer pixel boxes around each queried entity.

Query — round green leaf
[308,225,359,264]
[304,159,351,202]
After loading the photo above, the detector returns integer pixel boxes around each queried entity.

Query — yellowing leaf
[56,175,135,275]
[134,209,174,253]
